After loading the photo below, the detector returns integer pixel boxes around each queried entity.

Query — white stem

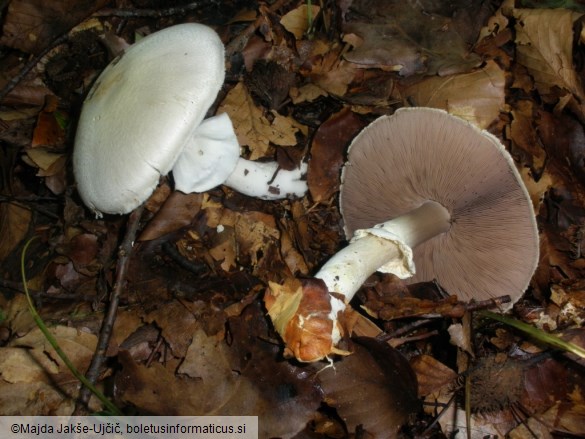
[315,201,451,303]
[223,158,308,200]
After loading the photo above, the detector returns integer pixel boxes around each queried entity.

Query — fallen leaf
[218,82,300,160]
[0,202,31,264]
[0,325,99,414]
[139,192,203,241]
[209,224,237,271]
[280,4,321,39]
[307,43,358,97]
[400,60,506,129]
[116,302,322,438]
[144,301,199,358]
[410,354,458,398]
[514,8,585,118]
[508,100,546,176]
[0,0,109,54]
[342,0,486,76]
[317,337,420,438]
[308,107,367,202]
[31,110,67,149]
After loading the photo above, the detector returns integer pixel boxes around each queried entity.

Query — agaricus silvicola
[74,23,307,217]
[265,108,540,362]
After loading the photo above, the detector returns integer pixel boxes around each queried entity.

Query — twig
[21,237,122,415]
[0,279,95,301]
[0,33,70,104]
[377,318,434,341]
[92,1,208,18]
[74,205,144,414]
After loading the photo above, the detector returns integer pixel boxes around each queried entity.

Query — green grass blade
[21,237,123,415]
[478,310,585,359]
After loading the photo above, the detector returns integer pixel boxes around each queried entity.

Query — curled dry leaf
[218,82,301,160]
[280,4,321,39]
[307,42,358,97]
[277,218,309,276]
[400,60,505,129]
[514,8,585,117]
[410,354,458,398]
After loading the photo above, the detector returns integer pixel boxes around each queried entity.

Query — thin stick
[92,1,205,18]
[74,205,144,413]
[0,33,70,104]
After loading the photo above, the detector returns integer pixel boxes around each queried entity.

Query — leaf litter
[1,0,585,437]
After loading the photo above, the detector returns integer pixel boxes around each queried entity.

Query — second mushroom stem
[315,200,451,303]
[223,158,308,200]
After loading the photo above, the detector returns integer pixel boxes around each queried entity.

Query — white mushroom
[74,23,306,217]
[265,107,540,362]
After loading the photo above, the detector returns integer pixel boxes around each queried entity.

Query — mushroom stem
[315,200,451,303]
[263,200,452,362]
[223,158,308,200]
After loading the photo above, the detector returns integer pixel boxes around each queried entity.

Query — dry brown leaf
[410,354,457,398]
[12,326,97,363]
[308,108,367,202]
[25,148,64,172]
[289,83,327,104]
[0,202,31,264]
[509,99,546,176]
[144,301,199,358]
[0,326,99,414]
[0,377,75,415]
[218,82,299,160]
[0,0,109,54]
[31,109,66,149]
[177,328,239,412]
[106,309,145,357]
[209,225,237,271]
[317,337,419,438]
[139,192,203,241]
[476,0,513,42]
[308,44,357,97]
[280,4,321,39]
[514,8,585,116]
[116,303,322,437]
[235,211,279,268]
[278,221,309,276]
[341,0,485,76]
[400,60,506,129]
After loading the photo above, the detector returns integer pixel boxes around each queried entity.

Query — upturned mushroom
[265,107,540,362]
[74,23,307,216]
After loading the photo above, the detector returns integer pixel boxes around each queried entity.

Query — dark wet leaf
[307,108,367,203]
[317,336,420,438]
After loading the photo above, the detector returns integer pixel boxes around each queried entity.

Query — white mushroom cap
[73,23,226,215]
[340,107,539,304]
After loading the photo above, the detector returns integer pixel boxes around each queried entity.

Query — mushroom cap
[73,23,225,215]
[340,107,539,304]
